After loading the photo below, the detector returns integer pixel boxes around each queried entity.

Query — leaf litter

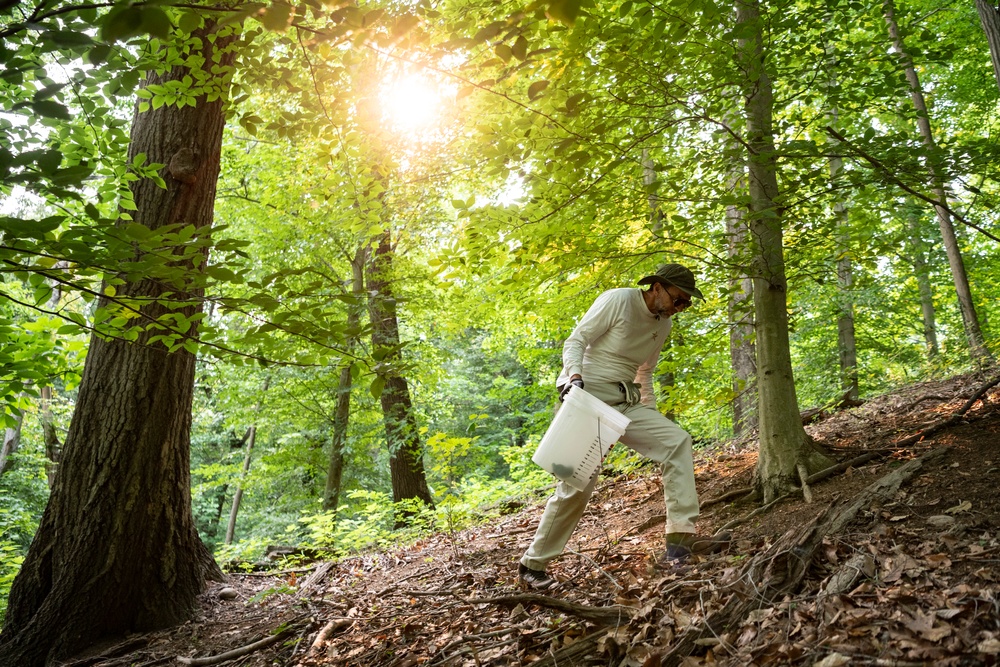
[68,372,1000,666]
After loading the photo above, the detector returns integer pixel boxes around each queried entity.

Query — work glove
[559,378,584,402]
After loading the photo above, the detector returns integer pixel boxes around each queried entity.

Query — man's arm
[562,290,618,381]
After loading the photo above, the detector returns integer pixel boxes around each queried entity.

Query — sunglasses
[673,295,692,310]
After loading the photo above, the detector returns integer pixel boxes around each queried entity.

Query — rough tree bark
[884,0,992,365]
[323,246,368,513]
[735,0,833,502]
[0,26,230,666]
[976,0,1000,94]
[366,229,434,518]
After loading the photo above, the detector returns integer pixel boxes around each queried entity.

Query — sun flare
[379,72,452,138]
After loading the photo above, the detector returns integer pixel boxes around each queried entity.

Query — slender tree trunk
[225,426,256,545]
[0,27,230,666]
[906,204,940,358]
[323,246,368,513]
[976,0,1000,94]
[39,386,61,487]
[884,0,992,365]
[642,150,676,421]
[225,380,269,545]
[724,115,757,436]
[828,109,859,401]
[735,0,832,503]
[366,229,434,520]
[0,410,23,476]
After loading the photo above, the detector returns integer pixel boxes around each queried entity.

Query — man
[518,263,731,590]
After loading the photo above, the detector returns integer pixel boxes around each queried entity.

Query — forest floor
[77,372,1000,667]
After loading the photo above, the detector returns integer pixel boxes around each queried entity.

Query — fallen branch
[176,622,304,666]
[461,593,634,626]
[301,618,352,662]
[893,374,1000,447]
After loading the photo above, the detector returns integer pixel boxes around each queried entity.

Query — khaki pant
[520,382,698,571]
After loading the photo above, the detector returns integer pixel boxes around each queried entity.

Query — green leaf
[527,80,549,101]
[494,44,513,62]
[512,35,528,61]
[43,30,95,48]
[370,375,386,399]
[32,100,71,120]
[178,10,203,34]
[100,6,144,42]
[260,3,294,31]
[140,7,172,40]
[546,0,580,25]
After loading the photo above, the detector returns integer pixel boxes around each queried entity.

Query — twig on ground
[460,593,635,625]
[564,547,623,590]
[702,486,754,508]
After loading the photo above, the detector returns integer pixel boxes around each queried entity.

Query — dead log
[658,447,946,666]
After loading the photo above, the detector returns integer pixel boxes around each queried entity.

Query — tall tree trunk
[366,229,434,521]
[41,270,65,486]
[225,380,269,545]
[225,426,256,545]
[735,0,832,503]
[323,246,368,513]
[976,0,1000,94]
[0,410,23,476]
[0,26,229,666]
[724,115,757,436]
[642,150,676,421]
[884,0,993,365]
[828,107,859,402]
[39,386,61,488]
[905,204,940,358]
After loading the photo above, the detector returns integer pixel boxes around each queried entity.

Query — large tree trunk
[735,0,832,503]
[723,115,757,436]
[976,0,1000,94]
[905,203,940,358]
[0,27,229,666]
[323,246,368,512]
[366,229,434,520]
[884,0,992,366]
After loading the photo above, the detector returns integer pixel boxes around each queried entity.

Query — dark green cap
[637,263,704,299]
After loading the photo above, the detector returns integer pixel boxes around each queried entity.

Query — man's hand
[559,377,584,402]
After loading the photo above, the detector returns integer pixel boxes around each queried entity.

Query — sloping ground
[70,372,1000,667]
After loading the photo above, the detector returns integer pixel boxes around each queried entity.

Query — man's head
[638,264,703,318]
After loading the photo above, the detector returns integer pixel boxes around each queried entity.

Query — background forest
[0,0,999,661]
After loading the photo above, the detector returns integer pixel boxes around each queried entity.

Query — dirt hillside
[69,372,1000,667]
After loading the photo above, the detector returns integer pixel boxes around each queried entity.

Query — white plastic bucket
[532,385,632,491]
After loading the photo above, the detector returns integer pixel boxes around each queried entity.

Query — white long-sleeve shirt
[556,288,672,406]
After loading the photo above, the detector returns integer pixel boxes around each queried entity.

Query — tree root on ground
[656,447,946,667]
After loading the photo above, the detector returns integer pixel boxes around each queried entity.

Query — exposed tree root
[175,616,311,666]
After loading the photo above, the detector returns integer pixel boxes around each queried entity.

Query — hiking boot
[518,563,556,590]
[658,542,693,567]
[667,531,733,555]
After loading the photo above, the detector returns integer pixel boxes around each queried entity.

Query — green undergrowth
[218,442,656,572]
